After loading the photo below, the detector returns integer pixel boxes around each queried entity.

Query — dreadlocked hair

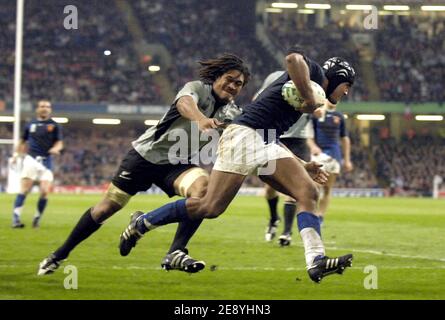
[198,53,251,87]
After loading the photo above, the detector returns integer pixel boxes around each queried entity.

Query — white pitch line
[322,246,445,263]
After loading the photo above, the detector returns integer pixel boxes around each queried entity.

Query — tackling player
[119,48,357,283]
[37,54,250,275]
[11,100,63,228]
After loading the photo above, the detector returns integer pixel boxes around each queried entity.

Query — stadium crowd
[374,16,445,104]
[1,0,162,105]
[373,134,445,196]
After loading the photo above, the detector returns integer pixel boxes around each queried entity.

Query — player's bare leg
[12,178,34,228]
[260,157,352,283]
[264,184,280,241]
[32,180,51,228]
[119,170,246,273]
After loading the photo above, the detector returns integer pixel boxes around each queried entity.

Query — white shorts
[20,155,54,182]
[213,124,293,175]
[311,153,341,175]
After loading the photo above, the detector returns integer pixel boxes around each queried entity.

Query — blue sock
[36,197,48,218]
[136,199,188,234]
[13,194,27,223]
[297,211,321,236]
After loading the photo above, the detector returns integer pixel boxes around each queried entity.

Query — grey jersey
[132,81,242,164]
[254,70,313,140]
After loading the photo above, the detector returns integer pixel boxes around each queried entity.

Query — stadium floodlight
[305,4,331,10]
[52,117,69,124]
[265,8,283,13]
[345,5,374,11]
[298,9,315,14]
[144,120,160,126]
[104,50,111,56]
[421,6,445,11]
[383,5,410,11]
[415,115,444,122]
[148,65,161,72]
[356,114,386,121]
[271,2,298,9]
[92,118,121,125]
[0,116,15,122]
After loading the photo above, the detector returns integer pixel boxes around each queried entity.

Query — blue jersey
[22,118,62,170]
[233,56,325,142]
[313,110,347,163]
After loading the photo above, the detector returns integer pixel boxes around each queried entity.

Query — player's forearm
[51,141,64,153]
[285,53,314,102]
[15,140,27,155]
[176,96,207,122]
[341,136,351,162]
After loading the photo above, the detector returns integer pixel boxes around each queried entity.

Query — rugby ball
[282,80,326,110]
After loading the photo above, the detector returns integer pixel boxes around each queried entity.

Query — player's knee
[91,201,121,222]
[202,201,226,219]
[264,184,277,199]
[296,182,319,204]
[40,190,49,198]
[188,180,208,198]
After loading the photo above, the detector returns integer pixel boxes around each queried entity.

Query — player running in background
[11,100,63,228]
[307,96,353,224]
[254,69,315,246]
[119,48,357,283]
[38,54,250,275]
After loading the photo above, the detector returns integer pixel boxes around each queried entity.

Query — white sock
[14,206,23,219]
[300,228,326,268]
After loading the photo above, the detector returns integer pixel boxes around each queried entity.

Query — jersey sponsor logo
[47,124,55,132]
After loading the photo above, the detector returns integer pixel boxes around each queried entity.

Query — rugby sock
[136,199,188,234]
[168,218,203,253]
[283,201,297,234]
[267,196,279,224]
[297,211,325,267]
[13,194,27,224]
[34,197,48,219]
[53,208,101,260]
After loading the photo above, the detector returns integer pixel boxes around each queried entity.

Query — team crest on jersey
[30,124,37,133]
[47,124,55,132]
[333,116,341,125]
[46,124,56,132]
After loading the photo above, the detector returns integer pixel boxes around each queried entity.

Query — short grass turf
[0,194,444,300]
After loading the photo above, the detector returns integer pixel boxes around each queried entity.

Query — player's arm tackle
[176,96,223,132]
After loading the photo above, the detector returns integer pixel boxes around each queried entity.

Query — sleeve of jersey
[55,123,63,141]
[174,81,204,105]
[22,124,29,141]
[339,113,348,138]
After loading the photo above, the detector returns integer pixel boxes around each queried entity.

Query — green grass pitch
[0,194,444,300]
